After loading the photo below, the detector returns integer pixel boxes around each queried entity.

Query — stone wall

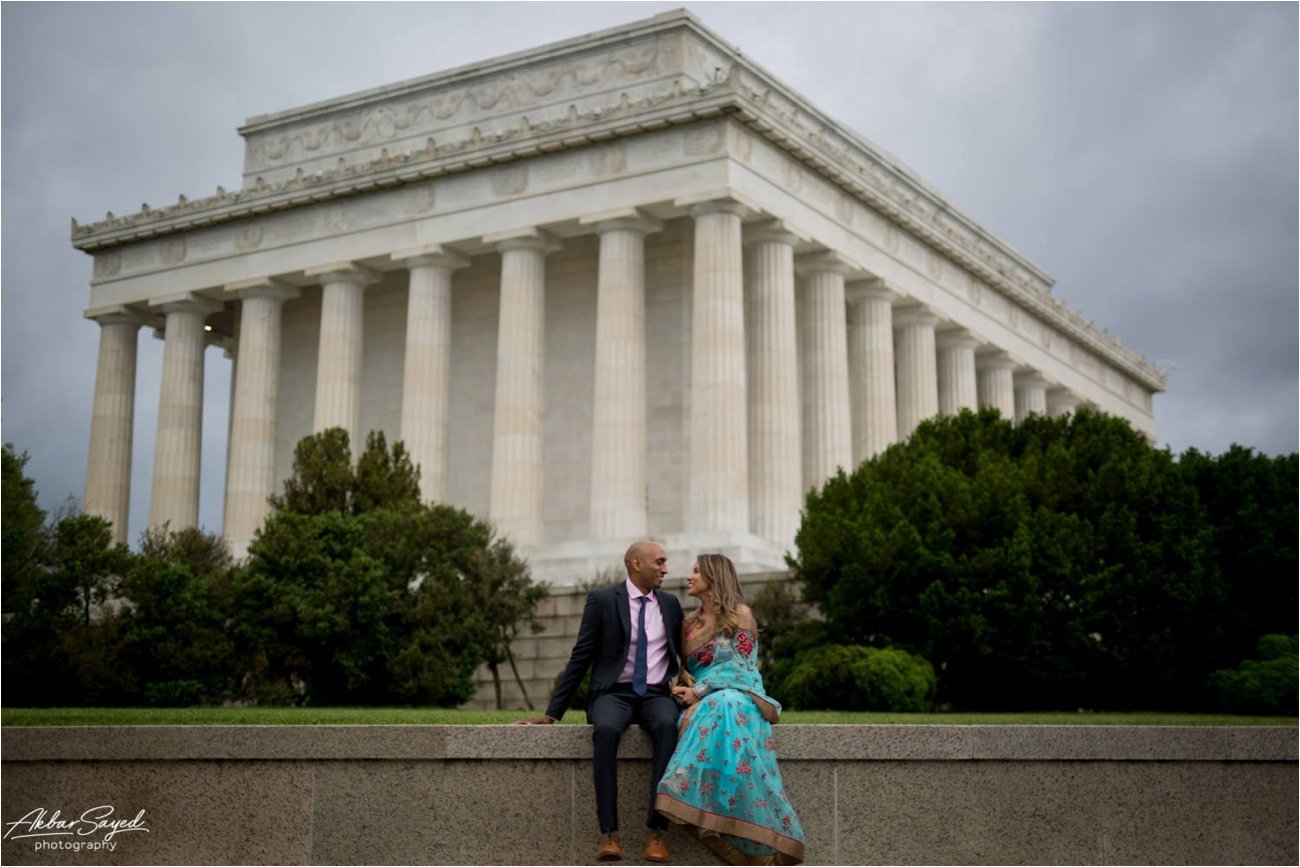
[466,571,785,710]
[3,725,1294,865]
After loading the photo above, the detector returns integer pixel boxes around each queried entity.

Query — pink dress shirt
[619,577,670,687]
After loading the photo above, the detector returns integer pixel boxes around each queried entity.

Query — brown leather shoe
[643,830,670,863]
[596,833,623,861]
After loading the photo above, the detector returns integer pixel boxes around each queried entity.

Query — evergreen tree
[117,527,237,705]
[789,408,1255,711]
[2,445,48,611]
[2,448,134,705]
[271,427,355,515]
[235,428,541,706]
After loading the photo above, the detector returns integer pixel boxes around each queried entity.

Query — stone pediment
[68,9,1165,391]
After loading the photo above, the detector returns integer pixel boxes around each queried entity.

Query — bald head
[624,540,668,593]
[624,541,653,573]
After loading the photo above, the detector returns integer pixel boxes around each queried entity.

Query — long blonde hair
[686,553,746,637]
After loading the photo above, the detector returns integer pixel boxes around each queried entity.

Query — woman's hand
[671,684,699,707]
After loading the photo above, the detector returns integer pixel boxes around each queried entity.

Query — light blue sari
[654,627,805,865]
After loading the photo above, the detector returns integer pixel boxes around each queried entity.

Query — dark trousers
[588,682,678,834]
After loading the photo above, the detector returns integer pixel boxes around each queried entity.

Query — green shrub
[1204,635,1298,715]
[763,618,831,699]
[782,644,936,712]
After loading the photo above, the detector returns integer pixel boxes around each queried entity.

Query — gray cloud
[3,2,1295,542]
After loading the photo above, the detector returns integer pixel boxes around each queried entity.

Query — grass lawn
[2,707,1294,726]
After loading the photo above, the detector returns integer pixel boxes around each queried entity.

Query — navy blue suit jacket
[545,582,684,721]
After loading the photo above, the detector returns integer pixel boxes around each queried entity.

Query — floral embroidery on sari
[734,630,755,658]
[654,628,805,865]
[691,641,716,665]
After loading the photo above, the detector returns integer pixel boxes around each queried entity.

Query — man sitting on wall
[516,541,684,863]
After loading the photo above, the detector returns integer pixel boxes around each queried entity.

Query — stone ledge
[4,724,1295,865]
[3,724,1293,763]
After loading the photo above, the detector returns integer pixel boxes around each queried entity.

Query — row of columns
[83,200,1081,552]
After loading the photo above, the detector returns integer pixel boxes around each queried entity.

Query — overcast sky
[3,2,1296,542]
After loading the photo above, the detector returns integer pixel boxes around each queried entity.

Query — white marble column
[976,350,1017,420]
[686,198,750,534]
[582,212,661,539]
[84,307,141,544]
[1047,388,1082,418]
[393,246,469,504]
[744,222,802,546]
[894,306,941,440]
[847,281,898,461]
[796,251,853,491]
[222,328,237,526]
[307,262,377,452]
[149,294,221,530]
[936,328,980,416]
[223,279,298,558]
[486,228,558,547]
[1014,370,1050,422]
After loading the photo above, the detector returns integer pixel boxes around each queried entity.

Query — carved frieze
[242,39,682,177]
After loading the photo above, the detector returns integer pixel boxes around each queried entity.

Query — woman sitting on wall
[655,553,806,865]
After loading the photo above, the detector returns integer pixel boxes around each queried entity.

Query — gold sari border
[655,792,805,864]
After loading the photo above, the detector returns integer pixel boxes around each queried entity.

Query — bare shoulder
[736,604,757,630]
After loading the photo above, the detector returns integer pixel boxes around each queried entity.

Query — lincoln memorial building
[73,10,1165,582]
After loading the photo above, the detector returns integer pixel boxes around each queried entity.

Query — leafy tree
[238,503,501,706]
[117,527,237,705]
[2,457,133,705]
[790,408,1229,711]
[2,445,48,606]
[1178,446,1299,665]
[42,513,134,704]
[473,536,548,709]
[47,514,132,629]
[233,429,544,707]
[353,431,421,512]
[272,428,422,516]
[271,427,355,515]
[236,508,409,704]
